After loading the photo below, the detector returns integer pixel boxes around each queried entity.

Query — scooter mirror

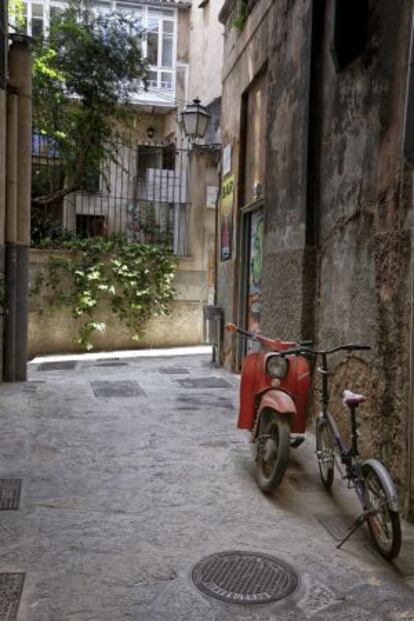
[225,323,237,333]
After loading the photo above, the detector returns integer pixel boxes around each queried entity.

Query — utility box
[203,305,223,346]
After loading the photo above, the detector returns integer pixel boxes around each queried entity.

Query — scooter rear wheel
[256,410,290,494]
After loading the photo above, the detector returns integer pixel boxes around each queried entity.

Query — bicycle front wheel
[362,464,401,560]
[316,417,335,490]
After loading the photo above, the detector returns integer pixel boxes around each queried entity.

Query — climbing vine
[33,237,177,350]
[232,0,249,32]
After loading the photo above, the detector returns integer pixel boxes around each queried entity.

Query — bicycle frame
[318,352,368,508]
[279,341,400,557]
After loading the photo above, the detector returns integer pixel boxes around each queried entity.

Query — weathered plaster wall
[219,0,273,368]
[28,250,206,356]
[261,0,314,342]
[218,0,414,513]
[314,0,412,495]
[188,0,224,105]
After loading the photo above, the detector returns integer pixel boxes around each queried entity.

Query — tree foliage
[31,0,149,204]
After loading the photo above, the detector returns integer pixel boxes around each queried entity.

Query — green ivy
[232,0,249,32]
[35,236,177,350]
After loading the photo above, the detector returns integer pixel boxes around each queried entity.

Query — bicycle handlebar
[276,344,371,357]
[225,324,370,357]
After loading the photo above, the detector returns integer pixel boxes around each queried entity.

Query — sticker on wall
[222,144,232,177]
[220,176,235,262]
[206,185,219,208]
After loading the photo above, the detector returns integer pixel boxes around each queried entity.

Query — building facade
[25,0,224,355]
[217,0,414,518]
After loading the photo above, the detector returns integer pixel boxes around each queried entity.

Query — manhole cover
[0,480,22,510]
[176,377,232,389]
[90,381,147,398]
[37,361,77,371]
[159,367,190,375]
[192,551,298,605]
[0,573,25,619]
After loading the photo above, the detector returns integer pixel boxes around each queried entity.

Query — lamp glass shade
[182,99,210,139]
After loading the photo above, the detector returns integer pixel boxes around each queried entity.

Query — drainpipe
[404,12,414,520]
[7,34,32,382]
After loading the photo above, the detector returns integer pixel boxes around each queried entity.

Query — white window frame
[22,1,177,92]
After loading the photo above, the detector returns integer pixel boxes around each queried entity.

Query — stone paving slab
[0,351,413,620]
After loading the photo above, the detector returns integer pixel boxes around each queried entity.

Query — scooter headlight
[266,355,289,378]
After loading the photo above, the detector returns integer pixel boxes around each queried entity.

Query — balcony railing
[31,134,191,256]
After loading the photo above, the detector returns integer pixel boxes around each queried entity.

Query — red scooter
[226,323,311,493]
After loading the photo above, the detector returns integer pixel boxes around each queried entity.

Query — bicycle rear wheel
[316,417,335,490]
[362,464,401,560]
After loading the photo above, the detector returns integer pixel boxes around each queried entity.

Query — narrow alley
[1,349,414,620]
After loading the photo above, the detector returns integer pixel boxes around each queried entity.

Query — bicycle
[276,342,402,560]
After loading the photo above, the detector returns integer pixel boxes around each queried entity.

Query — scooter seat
[342,389,366,408]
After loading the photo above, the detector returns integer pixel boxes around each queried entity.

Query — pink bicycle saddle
[342,389,366,408]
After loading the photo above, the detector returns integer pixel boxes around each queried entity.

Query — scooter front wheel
[256,410,290,494]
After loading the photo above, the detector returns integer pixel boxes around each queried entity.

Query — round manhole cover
[192,551,298,605]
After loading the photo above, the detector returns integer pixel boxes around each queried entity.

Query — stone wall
[217,0,414,514]
[311,0,412,500]
[28,250,206,357]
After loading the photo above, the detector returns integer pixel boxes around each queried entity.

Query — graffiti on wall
[220,176,235,261]
[247,210,264,333]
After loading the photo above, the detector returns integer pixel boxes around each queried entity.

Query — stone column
[7,34,32,382]
[0,1,7,380]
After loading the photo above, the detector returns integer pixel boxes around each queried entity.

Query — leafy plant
[8,0,25,29]
[35,236,177,350]
[31,0,148,206]
[232,0,249,32]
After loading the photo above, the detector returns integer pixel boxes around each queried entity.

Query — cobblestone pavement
[1,349,414,620]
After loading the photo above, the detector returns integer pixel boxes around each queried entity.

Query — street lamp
[181,97,210,141]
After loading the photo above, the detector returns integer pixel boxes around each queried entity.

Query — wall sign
[220,176,234,261]
[206,185,219,208]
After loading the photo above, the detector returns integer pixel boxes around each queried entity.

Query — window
[21,1,65,37]
[331,0,369,71]
[76,214,107,237]
[145,7,175,91]
[20,1,176,91]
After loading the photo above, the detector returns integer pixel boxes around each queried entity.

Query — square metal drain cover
[90,381,147,398]
[0,480,22,510]
[175,377,232,389]
[95,362,129,367]
[0,573,25,619]
[37,360,77,371]
[315,513,366,541]
[159,367,190,375]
